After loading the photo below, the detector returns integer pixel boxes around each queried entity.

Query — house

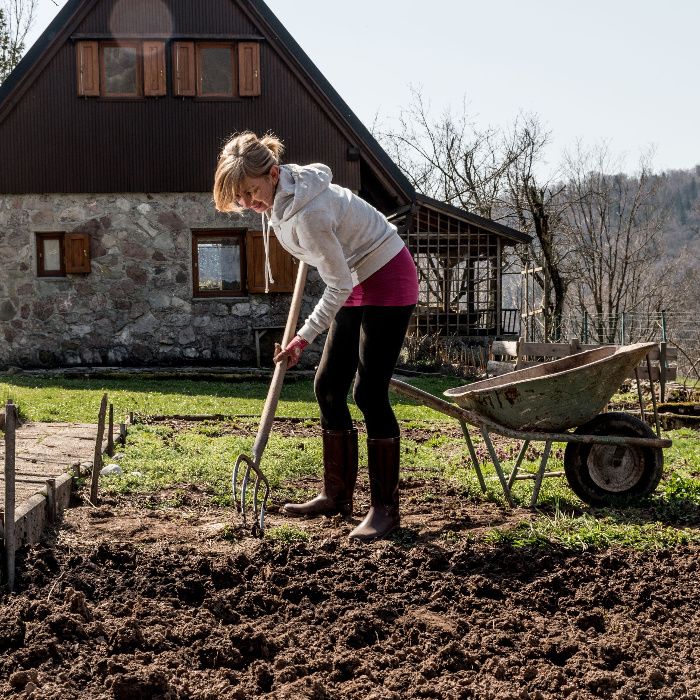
[0,0,530,369]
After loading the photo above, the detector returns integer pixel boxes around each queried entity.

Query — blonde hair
[213,131,285,212]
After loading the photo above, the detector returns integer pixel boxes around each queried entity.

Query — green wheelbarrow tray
[390,343,672,508]
[444,342,659,432]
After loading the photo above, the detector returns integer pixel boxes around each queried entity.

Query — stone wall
[0,193,326,368]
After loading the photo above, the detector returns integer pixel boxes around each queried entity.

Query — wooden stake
[4,400,17,592]
[107,404,114,457]
[46,478,57,523]
[89,394,108,505]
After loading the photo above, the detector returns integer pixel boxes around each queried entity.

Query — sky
[26,0,700,178]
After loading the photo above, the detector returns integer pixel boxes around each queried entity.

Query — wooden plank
[519,342,575,357]
[246,231,296,293]
[238,42,261,97]
[64,233,91,273]
[11,474,73,549]
[520,341,604,356]
[143,41,167,96]
[172,41,195,96]
[627,366,661,382]
[76,41,99,96]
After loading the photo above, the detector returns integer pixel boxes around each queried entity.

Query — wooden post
[90,394,108,504]
[659,341,668,403]
[661,309,668,342]
[646,355,661,438]
[4,400,17,592]
[45,478,57,523]
[119,421,127,445]
[621,312,626,346]
[107,404,114,457]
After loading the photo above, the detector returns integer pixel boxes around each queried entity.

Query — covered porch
[389,194,530,339]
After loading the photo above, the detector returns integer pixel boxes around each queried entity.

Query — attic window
[76,40,260,99]
[197,44,234,96]
[102,42,140,96]
[174,42,260,98]
[76,40,166,97]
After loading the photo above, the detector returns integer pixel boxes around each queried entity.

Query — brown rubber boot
[283,428,358,516]
[349,437,400,541]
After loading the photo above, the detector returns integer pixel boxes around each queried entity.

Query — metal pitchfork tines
[232,262,308,537]
[233,452,270,536]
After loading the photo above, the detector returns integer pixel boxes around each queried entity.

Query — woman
[213,131,418,541]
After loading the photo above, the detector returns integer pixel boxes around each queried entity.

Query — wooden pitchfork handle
[251,261,308,463]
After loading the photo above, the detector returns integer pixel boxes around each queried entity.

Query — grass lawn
[2,373,699,549]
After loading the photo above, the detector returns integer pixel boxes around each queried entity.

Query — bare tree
[502,124,570,340]
[561,144,670,343]
[379,88,570,340]
[0,0,37,84]
[380,87,541,220]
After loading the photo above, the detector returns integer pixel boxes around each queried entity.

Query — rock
[0,299,16,321]
[486,360,515,377]
[100,464,123,476]
[9,669,38,689]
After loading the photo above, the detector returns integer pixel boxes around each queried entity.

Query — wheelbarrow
[390,342,672,507]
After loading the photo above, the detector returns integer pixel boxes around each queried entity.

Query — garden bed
[1,485,699,699]
[2,374,699,698]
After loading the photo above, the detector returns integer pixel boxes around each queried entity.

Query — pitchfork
[232,262,309,536]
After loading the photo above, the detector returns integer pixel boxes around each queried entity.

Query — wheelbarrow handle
[252,262,309,461]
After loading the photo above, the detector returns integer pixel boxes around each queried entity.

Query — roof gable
[0,0,412,203]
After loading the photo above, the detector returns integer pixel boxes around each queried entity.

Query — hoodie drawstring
[261,211,275,293]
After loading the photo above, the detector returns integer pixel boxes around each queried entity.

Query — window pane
[104,46,138,94]
[197,237,241,292]
[43,239,62,271]
[200,47,232,95]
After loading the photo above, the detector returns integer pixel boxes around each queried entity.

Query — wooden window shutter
[238,42,261,96]
[172,41,195,96]
[246,231,296,293]
[64,233,91,274]
[76,41,99,96]
[143,41,166,96]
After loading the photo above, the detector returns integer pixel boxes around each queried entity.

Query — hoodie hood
[271,163,333,223]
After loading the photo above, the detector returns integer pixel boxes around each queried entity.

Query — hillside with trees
[378,92,699,374]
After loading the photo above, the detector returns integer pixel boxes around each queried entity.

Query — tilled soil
[1,483,699,700]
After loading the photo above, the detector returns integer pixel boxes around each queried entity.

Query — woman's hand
[273,336,309,368]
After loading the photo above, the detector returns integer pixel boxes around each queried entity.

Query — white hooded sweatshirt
[267,163,406,344]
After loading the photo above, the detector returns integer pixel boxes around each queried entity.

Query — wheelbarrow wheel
[564,412,663,506]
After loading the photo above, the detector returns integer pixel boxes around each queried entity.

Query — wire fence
[522,311,700,381]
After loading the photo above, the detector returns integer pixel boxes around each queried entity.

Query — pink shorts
[344,246,419,307]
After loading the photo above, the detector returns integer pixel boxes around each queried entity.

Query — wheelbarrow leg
[530,439,553,508]
[459,419,486,493]
[507,439,531,490]
[480,426,515,507]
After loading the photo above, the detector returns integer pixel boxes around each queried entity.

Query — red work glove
[273,335,308,368]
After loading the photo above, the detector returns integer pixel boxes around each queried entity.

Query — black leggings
[314,305,415,439]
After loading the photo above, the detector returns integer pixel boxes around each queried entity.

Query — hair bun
[260,133,285,161]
